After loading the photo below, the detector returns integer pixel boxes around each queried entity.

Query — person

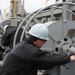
[0,23,75,75]
[1,25,26,58]
[1,25,26,47]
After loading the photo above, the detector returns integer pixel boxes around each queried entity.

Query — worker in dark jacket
[1,25,26,58]
[1,25,26,47]
[0,23,75,75]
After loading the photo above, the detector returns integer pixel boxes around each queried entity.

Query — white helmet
[28,23,49,40]
[4,25,9,32]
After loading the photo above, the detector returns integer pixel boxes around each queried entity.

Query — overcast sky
[0,0,55,14]
[25,0,55,13]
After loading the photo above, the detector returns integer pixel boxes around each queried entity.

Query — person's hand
[70,55,75,62]
[37,70,45,74]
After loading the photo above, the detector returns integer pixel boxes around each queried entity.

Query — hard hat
[28,23,49,40]
[4,25,9,32]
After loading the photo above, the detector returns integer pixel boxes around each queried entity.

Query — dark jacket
[1,26,26,59]
[1,26,26,48]
[0,41,70,75]
[0,46,5,60]
[0,46,5,53]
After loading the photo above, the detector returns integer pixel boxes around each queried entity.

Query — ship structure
[0,0,75,75]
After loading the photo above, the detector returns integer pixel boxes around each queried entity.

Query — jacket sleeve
[29,49,70,70]
[0,46,5,52]
[1,32,10,46]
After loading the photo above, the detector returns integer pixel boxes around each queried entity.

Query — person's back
[0,40,46,75]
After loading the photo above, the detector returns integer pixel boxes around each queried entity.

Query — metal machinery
[1,2,75,75]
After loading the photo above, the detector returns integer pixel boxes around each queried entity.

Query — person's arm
[29,49,71,69]
[1,32,10,46]
[0,46,5,52]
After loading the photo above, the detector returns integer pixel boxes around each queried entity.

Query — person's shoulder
[15,41,26,47]
[11,41,26,52]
